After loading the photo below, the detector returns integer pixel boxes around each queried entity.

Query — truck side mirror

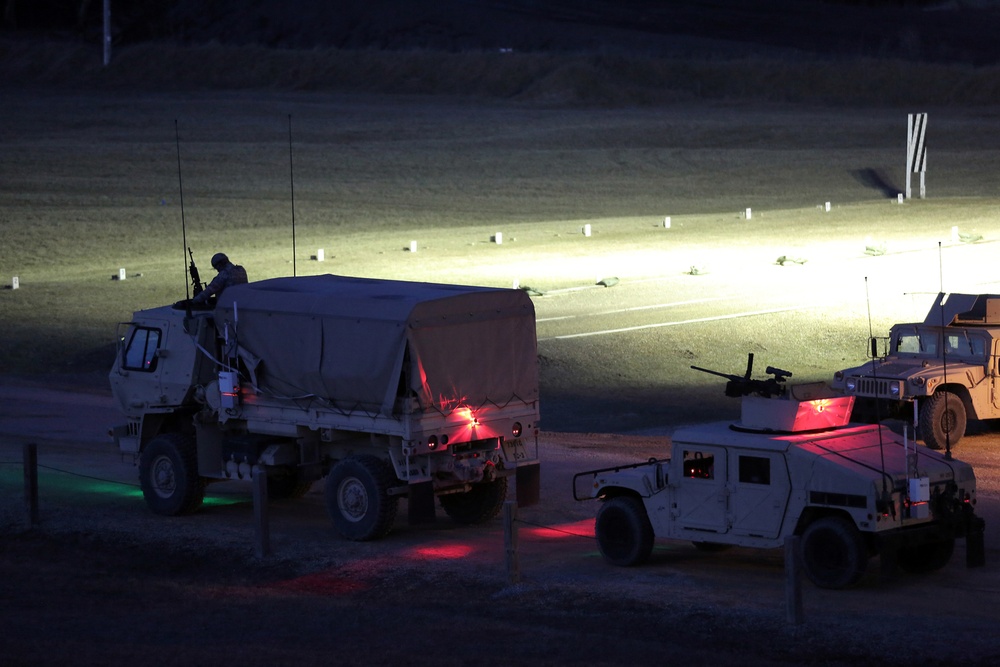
[870,337,878,359]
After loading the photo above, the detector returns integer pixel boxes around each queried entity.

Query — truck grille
[853,377,899,397]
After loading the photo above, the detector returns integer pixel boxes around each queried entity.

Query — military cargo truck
[109,274,541,541]
[574,356,984,589]
[834,292,1000,449]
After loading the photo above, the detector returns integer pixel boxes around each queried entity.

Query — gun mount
[692,353,791,398]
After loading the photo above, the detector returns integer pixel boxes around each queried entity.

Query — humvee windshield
[894,326,987,362]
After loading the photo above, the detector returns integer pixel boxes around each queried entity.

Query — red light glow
[406,544,475,559]
[268,571,369,596]
[523,519,595,540]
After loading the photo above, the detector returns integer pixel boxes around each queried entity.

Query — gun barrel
[690,365,739,381]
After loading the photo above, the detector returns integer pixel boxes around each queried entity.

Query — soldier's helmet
[211,253,229,270]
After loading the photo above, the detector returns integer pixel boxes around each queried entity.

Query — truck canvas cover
[214,275,538,417]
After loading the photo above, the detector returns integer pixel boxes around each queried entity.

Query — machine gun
[691,353,791,398]
[188,247,204,297]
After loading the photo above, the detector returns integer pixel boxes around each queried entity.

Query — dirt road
[1,381,999,665]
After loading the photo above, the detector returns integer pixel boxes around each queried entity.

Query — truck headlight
[910,377,926,387]
[890,383,900,396]
[845,378,857,392]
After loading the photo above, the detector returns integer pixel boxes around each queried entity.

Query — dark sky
[5,0,999,65]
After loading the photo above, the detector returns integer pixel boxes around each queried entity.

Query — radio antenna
[865,277,890,497]
[938,242,953,460]
[175,120,192,315]
[288,114,297,277]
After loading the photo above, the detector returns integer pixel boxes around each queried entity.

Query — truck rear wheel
[800,516,868,589]
[439,477,508,525]
[138,433,205,516]
[919,392,966,450]
[897,538,955,574]
[595,496,654,566]
[324,456,398,541]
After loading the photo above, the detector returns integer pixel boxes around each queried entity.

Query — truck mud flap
[407,480,436,525]
[516,462,540,507]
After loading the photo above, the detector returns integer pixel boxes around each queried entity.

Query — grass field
[2,41,1000,431]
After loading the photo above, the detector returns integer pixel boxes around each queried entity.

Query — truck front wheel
[800,516,868,589]
[595,496,654,566]
[919,392,967,450]
[324,456,398,541]
[138,433,205,516]
[439,477,508,524]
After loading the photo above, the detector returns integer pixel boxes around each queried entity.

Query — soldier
[192,252,248,305]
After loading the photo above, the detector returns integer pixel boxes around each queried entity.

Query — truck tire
[138,433,205,516]
[799,516,868,589]
[324,456,398,541]
[896,538,955,574]
[439,477,508,525]
[595,496,654,566]
[919,391,966,450]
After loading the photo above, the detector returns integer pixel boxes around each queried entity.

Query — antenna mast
[175,120,191,307]
[288,114,297,277]
[939,242,953,460]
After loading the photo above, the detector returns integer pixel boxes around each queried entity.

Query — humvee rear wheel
[439,477,508,525]
[138,433,205,516]
[919,392,966,450]
[897,538,955,574]
[595,496,654,566]
[324,456,398,541]
[800,516,868,589]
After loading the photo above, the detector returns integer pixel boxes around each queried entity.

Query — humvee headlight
[889,384,900,396]
[910,377,926,387]
[845,378,857,392]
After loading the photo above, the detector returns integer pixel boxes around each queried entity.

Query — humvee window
[123,327,161,372]
[683,451,714,479]
[895,330,937,355]
[738,456,770,485]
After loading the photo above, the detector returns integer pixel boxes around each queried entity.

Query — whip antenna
[938,242,953,460]
[288,114,297,277]
[175,120,192,315]
[866,277,889,496]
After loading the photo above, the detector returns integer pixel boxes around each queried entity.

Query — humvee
[834,292,1000,449]
[574,356,985,589]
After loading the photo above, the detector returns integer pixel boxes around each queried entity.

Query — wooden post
[23,443,39,528]
[252,467,270,558]
[503,501,520,585]
[785,535,803,625]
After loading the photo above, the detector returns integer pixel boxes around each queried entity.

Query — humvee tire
[800,516,868,589]
[595,496,654,566]
[919,391,967,450]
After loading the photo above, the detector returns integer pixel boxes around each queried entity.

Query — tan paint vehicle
[575,357,985,589]
[109,274,540,540]
[834,293,1000,450]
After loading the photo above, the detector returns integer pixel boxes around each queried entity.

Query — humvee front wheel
[138,433,205,516]
[324,456,398,541]
[800,516,868,589]
[919,391,966,450]
[439,477,508,524]
[595,496,654,566]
